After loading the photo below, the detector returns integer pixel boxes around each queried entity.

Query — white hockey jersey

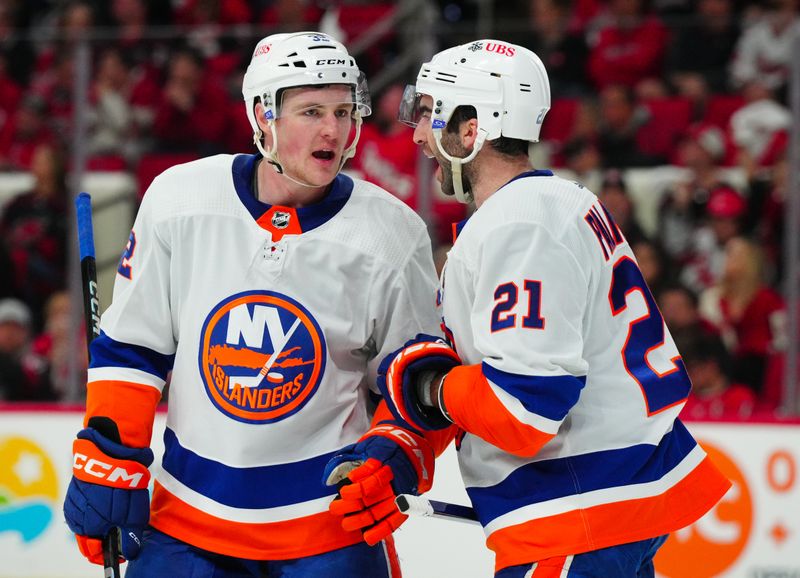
[438,170,730,571]
[85,154,441,559]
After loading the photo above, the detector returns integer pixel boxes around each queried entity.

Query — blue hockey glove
[63,426,153,565]
[324,424,435,545]
[377,334,461,431]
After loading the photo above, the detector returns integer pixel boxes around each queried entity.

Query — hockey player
[334,40,732,576]
[63,32,452,577]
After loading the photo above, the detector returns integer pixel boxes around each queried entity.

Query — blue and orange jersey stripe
[149,480,363,560]
[485,453,730,572]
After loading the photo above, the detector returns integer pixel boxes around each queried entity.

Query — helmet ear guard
[405,40,551,204]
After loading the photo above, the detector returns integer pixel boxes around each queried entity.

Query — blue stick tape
[75,192,95,260]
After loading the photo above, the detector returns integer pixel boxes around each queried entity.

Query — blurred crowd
[0,0,796,418]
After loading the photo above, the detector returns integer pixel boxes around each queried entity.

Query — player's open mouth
[312,150,335,161]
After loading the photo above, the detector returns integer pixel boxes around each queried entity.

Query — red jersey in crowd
[588,15,669,89]
[682,383,756,419]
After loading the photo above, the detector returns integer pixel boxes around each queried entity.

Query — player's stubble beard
[437,131,475,200]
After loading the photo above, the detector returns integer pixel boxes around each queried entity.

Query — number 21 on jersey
[491,280,545,332]
[490,255,690,417]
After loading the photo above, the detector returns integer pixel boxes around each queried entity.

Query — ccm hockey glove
[324,424,435,545]
[377,334,461,431]
[63,424,153,564]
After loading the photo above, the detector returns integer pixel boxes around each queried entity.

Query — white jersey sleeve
[85,170,178,449]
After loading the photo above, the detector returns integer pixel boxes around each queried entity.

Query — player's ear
[254,102,275,148]
[254,102,270,132]
[461,118,479,149]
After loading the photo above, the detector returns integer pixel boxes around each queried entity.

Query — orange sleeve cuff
[442,364,554,458]
[85,380,161,448]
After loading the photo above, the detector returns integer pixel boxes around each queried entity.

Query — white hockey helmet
[399,40,550,203]
[242,32,371,175]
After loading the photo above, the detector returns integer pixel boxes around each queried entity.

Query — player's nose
[319,111,340,139]
[412,123,426,145]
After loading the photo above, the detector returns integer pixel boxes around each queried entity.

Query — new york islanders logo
[199,291,326,424]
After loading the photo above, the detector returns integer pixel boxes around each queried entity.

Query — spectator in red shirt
[699,236,787,396]
[680,184,746,293]
[152,47,231,155]
[681,332,755,419]
[587,0,669,91]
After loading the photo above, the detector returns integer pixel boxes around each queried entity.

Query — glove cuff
[383,341,460,431]
[77,427,154,466]
[361,424,435,494]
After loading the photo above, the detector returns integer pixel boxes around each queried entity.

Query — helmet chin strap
[432,128,488,204]
[253,113,364,191]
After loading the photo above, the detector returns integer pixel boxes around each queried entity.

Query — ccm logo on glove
[72,439,150,490]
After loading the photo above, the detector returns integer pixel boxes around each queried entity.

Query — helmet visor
[397,84,431,128]
[353,71,372,117]
[266,72,372,120]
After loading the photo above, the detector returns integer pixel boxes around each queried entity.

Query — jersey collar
[232,154,353,241]
[506,169,554,184]
[451,169,554,243]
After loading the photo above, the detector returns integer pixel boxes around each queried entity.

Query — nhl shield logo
[198,291,326,423]
[271,211,291,229]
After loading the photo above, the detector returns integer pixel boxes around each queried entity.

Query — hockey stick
[395,494,480,525]
[75,192,122,578]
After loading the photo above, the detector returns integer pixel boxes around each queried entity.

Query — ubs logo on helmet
[199,291,326,424]
[485,42,515,57]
